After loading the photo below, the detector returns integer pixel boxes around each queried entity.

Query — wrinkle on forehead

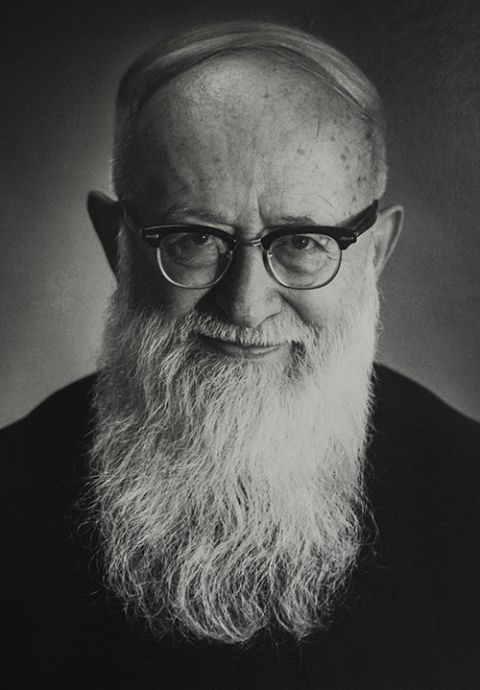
[131,53,377,220]
[140,53,358,138]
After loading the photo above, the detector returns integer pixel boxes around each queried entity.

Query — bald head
[130,53,379,225]
[113,22,387,205]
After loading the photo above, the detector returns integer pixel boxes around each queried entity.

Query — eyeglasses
[122,201,379,290]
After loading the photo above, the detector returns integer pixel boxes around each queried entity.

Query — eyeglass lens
[268,234,341,288]
[158,229,341,288]
[160,231,231,287]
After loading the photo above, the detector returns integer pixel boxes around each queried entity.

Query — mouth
[198,335,289,359]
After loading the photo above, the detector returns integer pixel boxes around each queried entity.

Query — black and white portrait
[1,2,479,688]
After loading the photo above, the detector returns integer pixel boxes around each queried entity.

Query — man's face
[124,53,378,341]
[90,53,384,644]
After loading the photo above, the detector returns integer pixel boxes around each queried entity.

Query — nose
[215,246,283,328]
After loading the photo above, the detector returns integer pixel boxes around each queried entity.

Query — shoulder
[370,364,480,563]
[1,374,97,444]
[2,374,97,435]
[370,364,480,550]
[0,375,97,506]
[372,363,480,462]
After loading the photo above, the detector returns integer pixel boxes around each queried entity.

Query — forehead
[132,53,375,222]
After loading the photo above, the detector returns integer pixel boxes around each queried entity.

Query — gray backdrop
[1,0,479,427]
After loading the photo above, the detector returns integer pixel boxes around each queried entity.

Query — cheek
[121,233,209,316]
[137,270,209,318]
[153,284,210,317]
[282,282,345,327]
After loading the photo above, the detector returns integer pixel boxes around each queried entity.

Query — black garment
[1,365,479,689]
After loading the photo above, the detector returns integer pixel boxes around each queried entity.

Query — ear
[87,191,121,277]
[371,204,404,277]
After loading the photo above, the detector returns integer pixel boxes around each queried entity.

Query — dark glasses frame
[122,200,379,289]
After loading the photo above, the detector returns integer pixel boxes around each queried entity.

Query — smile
[199,336,289,359]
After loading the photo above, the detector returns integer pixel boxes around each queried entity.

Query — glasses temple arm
[351,200,379,238]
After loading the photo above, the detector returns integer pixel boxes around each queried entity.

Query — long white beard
[90,271,379,644]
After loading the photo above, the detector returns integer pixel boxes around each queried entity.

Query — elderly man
[1,21,479,690]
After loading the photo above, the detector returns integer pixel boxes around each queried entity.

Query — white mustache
[179,311,315,348]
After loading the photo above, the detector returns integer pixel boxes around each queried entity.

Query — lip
[199,335,288,359]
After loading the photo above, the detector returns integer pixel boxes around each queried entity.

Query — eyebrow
[162,204,320,228]
[277,214,318,226]
[162,204,225,225]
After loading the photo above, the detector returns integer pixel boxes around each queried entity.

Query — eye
[189,234,215,246]
[269,233,337,277]
[163,232,218,252]
[160,230,230,270]
[289,235,315,250]
[275,234,330,252]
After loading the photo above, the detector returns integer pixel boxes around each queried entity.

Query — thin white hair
[112,21,387,200]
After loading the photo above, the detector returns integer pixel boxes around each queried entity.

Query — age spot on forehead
[132,52,380,219]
